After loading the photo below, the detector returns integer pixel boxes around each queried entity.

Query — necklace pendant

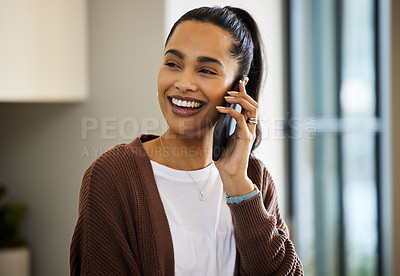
[200,192,205,201]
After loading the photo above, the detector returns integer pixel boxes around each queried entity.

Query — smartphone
[212,76,246,161]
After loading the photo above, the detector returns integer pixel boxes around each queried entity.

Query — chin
[166,119,215,140]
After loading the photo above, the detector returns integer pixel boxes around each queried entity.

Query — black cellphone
[212,76,246,161]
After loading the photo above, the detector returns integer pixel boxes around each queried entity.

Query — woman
[70,6,303,275]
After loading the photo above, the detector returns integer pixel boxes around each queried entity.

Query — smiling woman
[70,6,303,275]
[157,21,238,139]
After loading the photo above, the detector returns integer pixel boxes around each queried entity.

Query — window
[287,0,389,275]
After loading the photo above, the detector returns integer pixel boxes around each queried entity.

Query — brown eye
[199,68,216,75]
[165,62,181,69]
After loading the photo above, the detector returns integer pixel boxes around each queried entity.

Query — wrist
[223,176,254,197]
[226,184,259,204]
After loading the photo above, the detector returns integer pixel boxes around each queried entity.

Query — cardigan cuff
[227,193,272,227]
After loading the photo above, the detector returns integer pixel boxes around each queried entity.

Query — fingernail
[216,106,225,110]
[224,96,235,99]
[227,91,239,95]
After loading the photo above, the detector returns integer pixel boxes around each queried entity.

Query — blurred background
[0,0,398,275]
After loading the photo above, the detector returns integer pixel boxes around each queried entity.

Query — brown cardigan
[70,134,303,275]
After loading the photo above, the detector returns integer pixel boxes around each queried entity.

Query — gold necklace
[159,135,212,201]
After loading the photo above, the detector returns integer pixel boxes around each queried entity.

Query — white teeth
[171,97,202,108]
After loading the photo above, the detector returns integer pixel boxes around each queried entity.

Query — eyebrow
[165,49,184,59]
[164,49,225,70]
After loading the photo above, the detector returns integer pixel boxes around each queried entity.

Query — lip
[167,95,207,117]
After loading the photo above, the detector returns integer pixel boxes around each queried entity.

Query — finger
[244,76,249,86]
[229,79,246,93]
[216,106,256,133]
[239,80,259,108]
[224,96,257,117]
[227,91,259,108]
[228,83,259,108]
[240,79,246,92]
[225,93,258,122]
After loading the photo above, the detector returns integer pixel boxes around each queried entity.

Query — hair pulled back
[165,6,265,151]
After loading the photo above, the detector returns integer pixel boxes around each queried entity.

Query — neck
[159,129,213,171]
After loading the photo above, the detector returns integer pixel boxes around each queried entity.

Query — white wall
[0,0,165,275]
[165,0,288,215]
[0,0,88,102]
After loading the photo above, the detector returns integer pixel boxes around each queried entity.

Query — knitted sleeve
[69,157,141,275]
[228,157,304,275]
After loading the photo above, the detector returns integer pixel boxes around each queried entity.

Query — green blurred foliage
[0,185,28,248]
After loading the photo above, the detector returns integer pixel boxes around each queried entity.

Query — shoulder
[80,145,132,195]
[86,134,156,176]
[82,135,153,189]
[87,144,132,174]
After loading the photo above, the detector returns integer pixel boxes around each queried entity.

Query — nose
[175,72,198,93]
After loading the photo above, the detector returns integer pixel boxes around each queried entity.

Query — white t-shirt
[150,160,236,276]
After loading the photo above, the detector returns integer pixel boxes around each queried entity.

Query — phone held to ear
[212,76,246,161]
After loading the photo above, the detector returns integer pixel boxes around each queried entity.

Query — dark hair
[165,6,265,151]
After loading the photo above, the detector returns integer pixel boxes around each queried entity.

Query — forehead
[166,21,233,59]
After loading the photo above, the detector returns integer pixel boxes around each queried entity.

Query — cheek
[157,69,170,109]
[201,82,232,106]
[157,68,167,94]
[209,92,225,106]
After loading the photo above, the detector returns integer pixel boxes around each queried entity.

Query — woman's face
[157,21,239,138]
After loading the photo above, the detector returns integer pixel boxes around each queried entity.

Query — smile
[171,97,203,109]
[168,96,206,117]
[168,96,205,109]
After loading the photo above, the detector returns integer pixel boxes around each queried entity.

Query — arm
[70,162,141,276]
[215,81,303,274]
[228,166,303,275]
